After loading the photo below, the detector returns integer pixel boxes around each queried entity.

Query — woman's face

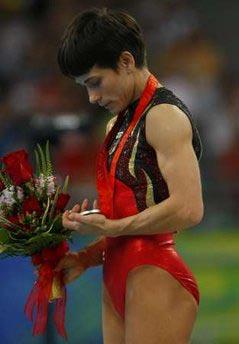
[75,59,135,114]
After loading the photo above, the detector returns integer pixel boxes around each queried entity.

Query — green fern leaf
[45,140,53,176]
[34,149,41,176]
[0,172,11,188]
[62,175,69,193]
[37,144,47,176]
[41,197,51,226]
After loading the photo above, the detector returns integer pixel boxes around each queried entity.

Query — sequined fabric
[107,87,202,214]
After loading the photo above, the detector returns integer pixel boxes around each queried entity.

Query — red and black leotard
[96,74,202,320]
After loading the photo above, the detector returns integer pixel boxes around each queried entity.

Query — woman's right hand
[55,249,88,284]
[57,199,102,284]
[62,198,98,230]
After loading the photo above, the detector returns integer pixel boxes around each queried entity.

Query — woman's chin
[106,102,124,115]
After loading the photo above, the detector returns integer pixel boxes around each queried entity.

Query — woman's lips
[103,102,112,109]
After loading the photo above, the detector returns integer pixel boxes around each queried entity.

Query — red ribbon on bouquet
[24,241,69,340]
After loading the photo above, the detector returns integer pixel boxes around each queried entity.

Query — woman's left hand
[63,199,114,236]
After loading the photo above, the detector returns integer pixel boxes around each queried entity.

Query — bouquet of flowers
[0,142,72,339]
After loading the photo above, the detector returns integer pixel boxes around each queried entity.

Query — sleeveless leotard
[96,75,202,319]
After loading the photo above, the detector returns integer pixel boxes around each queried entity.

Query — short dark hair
[57,8,147,78]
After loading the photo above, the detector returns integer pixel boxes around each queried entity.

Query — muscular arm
[109,104,204,236]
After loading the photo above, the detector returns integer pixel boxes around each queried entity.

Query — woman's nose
[88,90,101,104]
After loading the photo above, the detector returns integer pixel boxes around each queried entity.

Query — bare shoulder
[145,104,193,152]
[106,116,117,135]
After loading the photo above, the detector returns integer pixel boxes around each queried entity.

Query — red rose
[4,214,21,231]
[22,196,42,215]
[3,150,33,186]
[56,193,70,211]
[8,215,20,224]
[6,214,32,232]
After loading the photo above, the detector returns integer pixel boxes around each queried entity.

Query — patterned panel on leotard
[107,87,202,212]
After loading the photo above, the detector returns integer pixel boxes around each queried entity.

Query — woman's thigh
[125,265,198,344]
[102,282,125,344]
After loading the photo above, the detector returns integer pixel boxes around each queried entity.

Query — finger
[68,213,83,223]
[62,211,69,222]
[63,210,72,221]
[55,258,71,272]
[62,217,80,231]
[68,212,82,222]
[81,198,89,212]
[55,263,67,272]
[68,213,103,225]
[71,203,81,212]
[63,210,69,218]
[93,199,99,209]
[55,252,79,272]
[64,210,77,222]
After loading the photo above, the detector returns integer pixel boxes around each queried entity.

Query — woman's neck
[130,68,151,103]
[121,69,162,114]
[131,69,163,103]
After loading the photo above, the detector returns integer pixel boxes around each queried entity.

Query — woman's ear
[117,51,135,73]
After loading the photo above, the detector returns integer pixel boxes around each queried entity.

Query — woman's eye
[90,80,101,88]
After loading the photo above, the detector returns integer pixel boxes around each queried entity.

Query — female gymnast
[56,8,204,344]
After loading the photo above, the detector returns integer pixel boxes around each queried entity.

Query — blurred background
[0,0,238,343]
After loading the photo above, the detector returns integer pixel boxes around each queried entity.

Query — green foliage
[41,197,51,226]
[45,140,53,176]
[0,221,72,258]
[34,141,53,177]
[0,211,72,258]
[62,175,69,193]
[0,231,72,258]
[0,171,12,188]
[0,216,23,232]
[34,150,41,176]
[0,228,9,243]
